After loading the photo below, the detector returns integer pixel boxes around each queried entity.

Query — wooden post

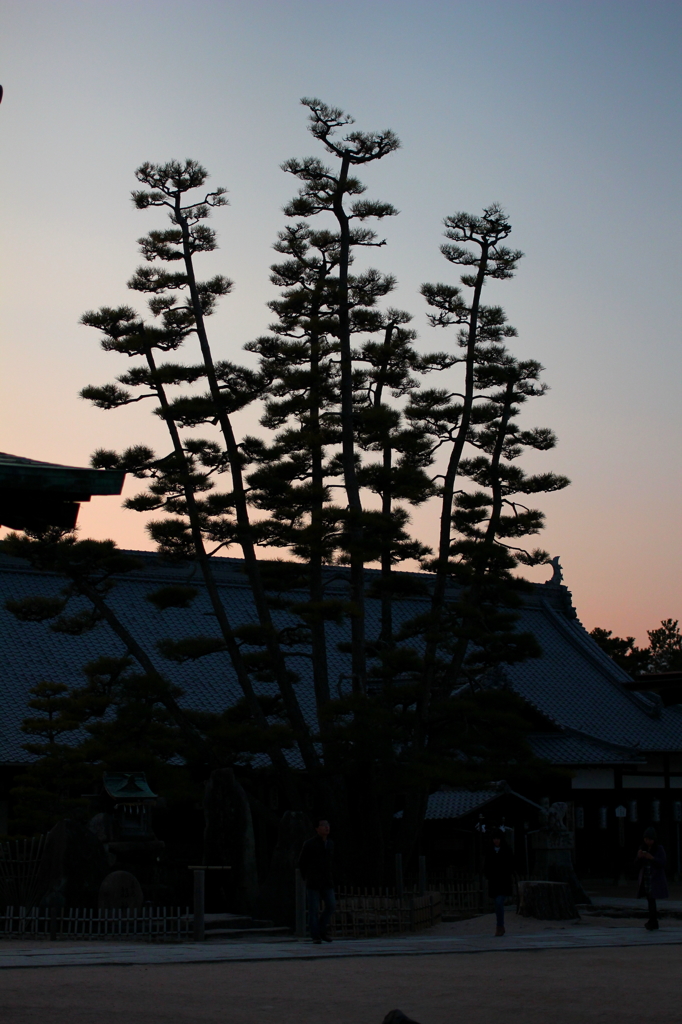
[192,869,205,941]
[187,866,231,942]
[295,868,306,938]
[395,853,404,898]
[418,855,426,896]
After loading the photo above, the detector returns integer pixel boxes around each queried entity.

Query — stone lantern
[97,772,164,860]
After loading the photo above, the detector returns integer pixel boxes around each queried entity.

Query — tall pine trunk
[441,375,516,691]
[332,155,367,695]
[373,323,396,649]
[308,326,332,717]
[143,342,299,792]
[175,198,321,774]
[401,252,490,863]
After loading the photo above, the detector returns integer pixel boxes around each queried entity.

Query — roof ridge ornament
[544,555,563,586]
[102,771,158,801]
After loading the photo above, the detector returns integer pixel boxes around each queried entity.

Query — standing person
[297,819,336,943]
[484,828,514,937]
[636,826,668,930]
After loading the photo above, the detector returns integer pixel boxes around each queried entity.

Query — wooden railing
[0,906,192,941]
[411,874,486,914]
[338,874,486,915]
[333,888,442,938]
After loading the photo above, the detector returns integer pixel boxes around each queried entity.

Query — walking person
[636,826,668,930]
[484,828,514,937]
[297,819,336,943]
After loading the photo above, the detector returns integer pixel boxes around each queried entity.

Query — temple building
[0,536,680,880]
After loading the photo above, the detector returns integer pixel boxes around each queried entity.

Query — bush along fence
[0,905,192,941]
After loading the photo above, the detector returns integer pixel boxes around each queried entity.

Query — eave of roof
[528,731,647,765]
[0,452,124,497]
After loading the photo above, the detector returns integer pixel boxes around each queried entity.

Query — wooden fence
[414,874,486,915]
[333,889,442,938]
[335,871,516,925]
[338,874,486,916]
[404,873,521,915]
[0,906,192,941]
[0,838,46,908]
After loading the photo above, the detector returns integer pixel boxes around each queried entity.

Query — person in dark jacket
[484,828,514,936]
[636,826,668,930]
[297,819,335,943]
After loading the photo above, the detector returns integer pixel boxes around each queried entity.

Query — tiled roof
[103,772,158,800]
[419,789,502,820]
[504,596,682,751]
[528,733,646,765]
[1,551,681,765]
[396,786,540,820]
[0,552,346,763]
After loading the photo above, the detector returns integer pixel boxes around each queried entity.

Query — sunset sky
[1,0,680,644]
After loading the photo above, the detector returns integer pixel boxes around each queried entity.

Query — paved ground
[1,922,681,968]
[1,938,681,1024]
[2,907,681,966]
[2,911,682,1022]
[587,895,682,912]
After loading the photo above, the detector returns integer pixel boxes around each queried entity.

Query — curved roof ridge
[539,598,666,720]
[532,593,659,712]
[539,598,631,683]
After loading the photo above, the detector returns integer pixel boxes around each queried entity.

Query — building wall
[571,756,682,879]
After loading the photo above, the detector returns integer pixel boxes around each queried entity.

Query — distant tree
[591,619,682,675]
[589,627,648,675]
[647,619,682,672]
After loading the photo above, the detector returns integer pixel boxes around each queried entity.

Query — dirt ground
[1,913,681,1024]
